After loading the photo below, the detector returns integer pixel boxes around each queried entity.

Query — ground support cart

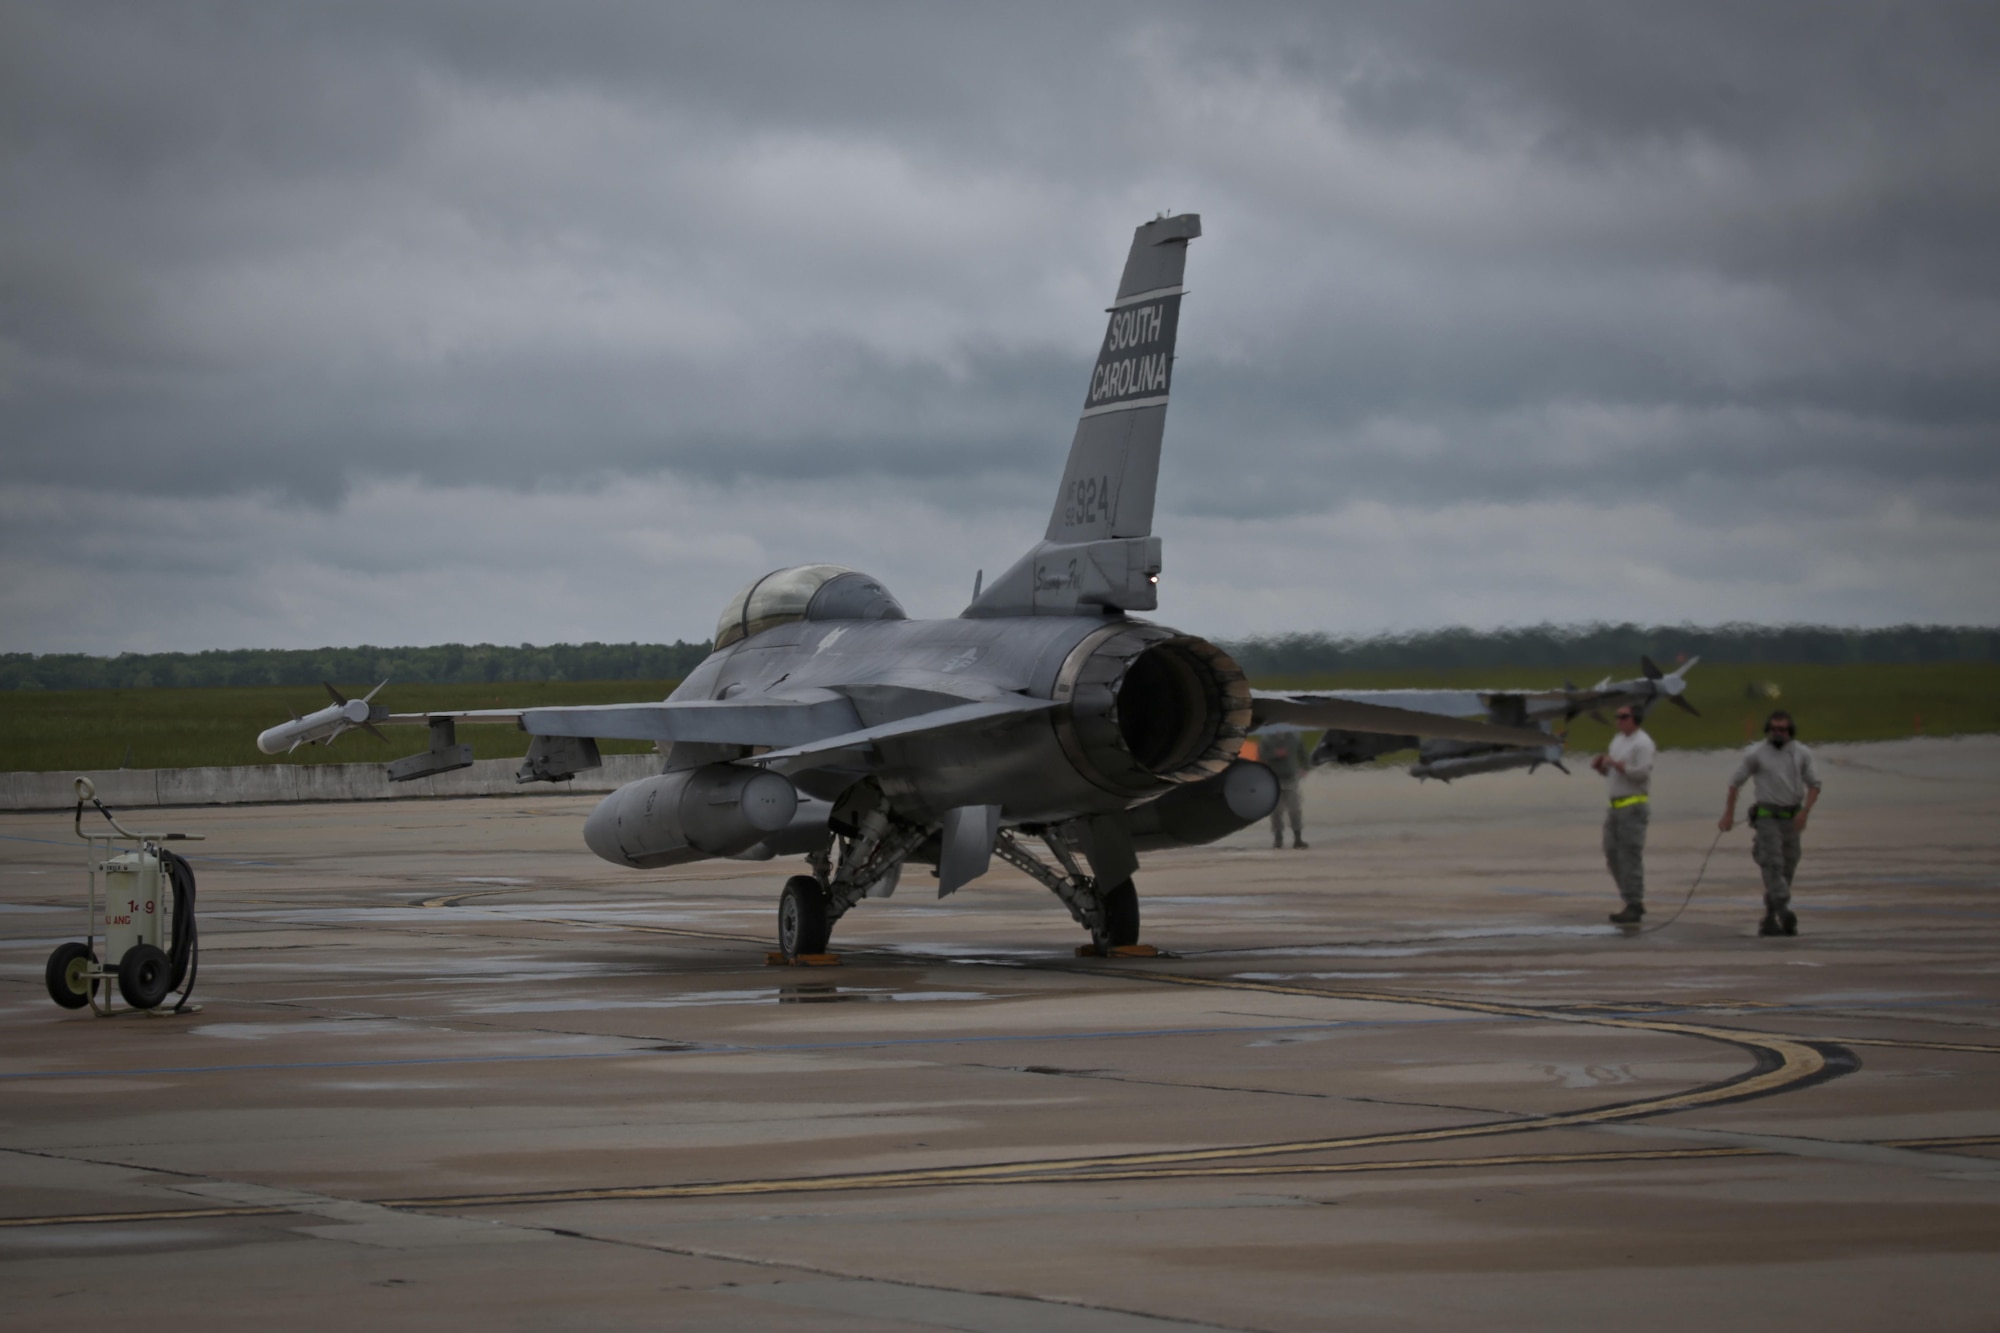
[43,777,204,1016]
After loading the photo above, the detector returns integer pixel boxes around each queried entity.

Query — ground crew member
[1719,709,1822,936]
[1260,729,1309,849]
[1594,706,1655,924]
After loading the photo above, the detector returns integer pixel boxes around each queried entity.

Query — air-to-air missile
[1568,655,1702,723]
[255,681,391,755]
[1406,657,1699,781]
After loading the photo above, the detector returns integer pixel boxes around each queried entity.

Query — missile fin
[324,681,348,706]
[361,722,390,743]
[362,678,390,703]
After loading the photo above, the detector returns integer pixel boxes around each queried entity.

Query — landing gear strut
[993,829,1144,953]
[771,782,929,961]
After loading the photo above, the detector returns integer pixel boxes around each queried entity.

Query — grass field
[0,662,1994,773]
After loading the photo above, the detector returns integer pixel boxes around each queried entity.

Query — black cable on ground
[159,849,199,1011]
[1636,827,1729,935]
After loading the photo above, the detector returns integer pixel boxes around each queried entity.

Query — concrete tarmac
[3,737,1998,1330]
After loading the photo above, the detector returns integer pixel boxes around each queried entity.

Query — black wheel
[117,943,173,1010]
[1101,879,1140,948]
[45,942,95,1010]
[778,875,832,958]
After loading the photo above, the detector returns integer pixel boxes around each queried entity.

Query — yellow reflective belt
[1610,794,1650,809]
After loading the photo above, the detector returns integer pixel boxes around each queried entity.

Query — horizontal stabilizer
[748,695,1059,775]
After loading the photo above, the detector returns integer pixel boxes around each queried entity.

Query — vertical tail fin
[966,212,1201,618]
[1050,212,1200,543]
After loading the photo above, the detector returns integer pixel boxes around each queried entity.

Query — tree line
[3,624,1994,691]
[0,641,716,691]
[1223,623,2000,677]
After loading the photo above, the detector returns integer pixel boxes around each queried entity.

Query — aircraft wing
[1251,691,1550,748]
[382,691,1057,775]
[747,695,1061,776]
[1282,688,1571,718]
[384,693,863,748]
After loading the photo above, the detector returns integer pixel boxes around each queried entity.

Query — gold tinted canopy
[714,565,906,650]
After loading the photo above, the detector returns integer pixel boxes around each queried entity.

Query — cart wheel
[45,942,95,1010]
[118,944,173,1010]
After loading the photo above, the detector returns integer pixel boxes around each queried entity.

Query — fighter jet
[1306,657,1701,782]
[277,214,1550,958]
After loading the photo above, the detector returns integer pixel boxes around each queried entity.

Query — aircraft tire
[45,942,95,1010]
[779,875,832,958]
[117,943,173,1010]
[1101,879,1140,948]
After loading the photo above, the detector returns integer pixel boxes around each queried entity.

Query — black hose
[159,849,199,1011]
[1637,827,1728,935]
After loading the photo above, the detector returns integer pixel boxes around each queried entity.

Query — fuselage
[663,612,1246,824]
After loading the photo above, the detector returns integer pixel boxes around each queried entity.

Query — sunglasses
[1615,713,1635,721]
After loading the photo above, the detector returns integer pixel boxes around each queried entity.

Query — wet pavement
[3,737,1998,1330]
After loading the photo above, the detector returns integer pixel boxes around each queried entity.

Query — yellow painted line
[0,1204,292,1229]
[12,1136,1992,1229]
[1095,972,1830,1117]
[895,1145,1772,1188]
[392,962,1829,1208]
[0,955,1934,1229]
[389,992,1830,1211]
[415,887,539,909]
[1816,1036,2000,1056]
[393,1146,1775,1209]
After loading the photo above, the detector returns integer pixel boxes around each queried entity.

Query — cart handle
[72,777,205,843]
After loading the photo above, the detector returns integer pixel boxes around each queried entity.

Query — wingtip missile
[257,684,393,755]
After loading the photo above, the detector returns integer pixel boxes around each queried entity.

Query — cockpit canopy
[713,565,908,650]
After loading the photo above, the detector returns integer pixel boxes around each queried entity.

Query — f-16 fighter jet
[274,214,1548,959]
[1307,657,1701,782]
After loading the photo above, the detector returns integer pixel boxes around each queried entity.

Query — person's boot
[1609,902,1644,925]
[1779,906,1798,936]
[1272,834,1283,849]
[1293,837,1309,850]
[1759,896,1783,936]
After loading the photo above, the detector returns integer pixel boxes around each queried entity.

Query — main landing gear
[765,783,1156,962]
[993,828,1149,955]
[778,875,832,958]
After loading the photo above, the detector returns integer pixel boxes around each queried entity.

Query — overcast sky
[4,1,1996,654]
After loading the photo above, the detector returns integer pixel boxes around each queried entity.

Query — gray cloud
[2,1,1997,649]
